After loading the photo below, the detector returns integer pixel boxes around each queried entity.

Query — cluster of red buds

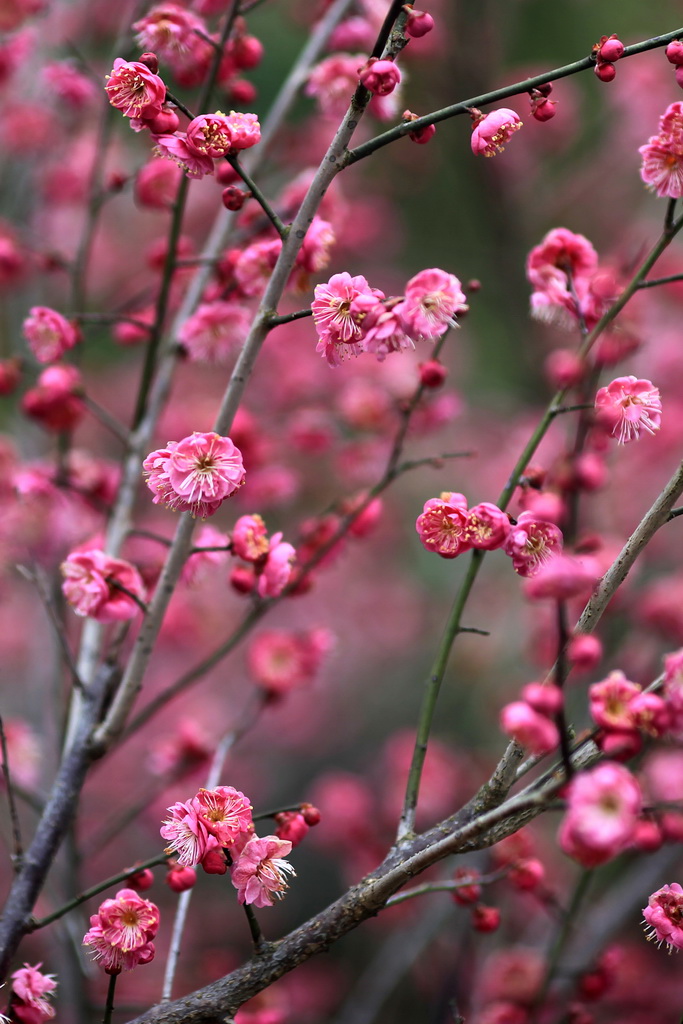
[665,39,683,89]
[592,33,625,82]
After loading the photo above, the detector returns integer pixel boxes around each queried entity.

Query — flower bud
[358,57,401,97]
[522,682,563,716]
[229,565,256,593]
[200,848,228,874]
[232,34,264,70]
[405,9,435,37]
[594,61,616,82]
[228,79,258,105]
[508,857,545,891]
[127,868,155,891]
[666,40,683,65]
[144,106,180,134]
[274,811,309,847]
[139,52,159,74]
[166,864,197,892]
[419,359,447,388]
[452,867,481,905]
[531,98,556,121]
[300,802,321,826]
[567,633,602,673]
[598,35,624,62]
[471,904,501,932]
[222,186,250,211]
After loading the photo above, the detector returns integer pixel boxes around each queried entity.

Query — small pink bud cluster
[402,109,436,145]
[592,34,625,82]
[639,102,683,199]
[7,963,57,1022]
[643,883,683,952]
[665,39,683,90]
[500,682,562,755]
[527,227,614,330]
[558,762,641,868]
[451,868,501,933]
[405,8,434,38]
[61,549,146,621]
[160,786,296,907]
[274,804,321,847]
[229,513,296,598]
[594,375,662,444]
[470,107,523,156]
[589,670,672,759]
[22,364,85,433]
[143,431,246,518]
[312,268,468,367]
[528,83,556,122]
[83,889,160,974]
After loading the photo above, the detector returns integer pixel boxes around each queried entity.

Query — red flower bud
[405,9,434,38]
[471,904,501,933]
[594,62,616,82]
[666,40,683,65]
[419,359,448,388]
[221,186,250,211]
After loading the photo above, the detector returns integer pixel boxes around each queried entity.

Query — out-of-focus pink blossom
[470,108,522,156]
[178,301,250,363]
[43,61,97,109]
[594,375,662,444]
[22,364,85,432]
[305,54,364,117]
[416,491,471,559]
[135,157,183,208]
[105,58,166,119]
[133,4,207,57]
[558,763,642,868]
[10,963,57,1021]
[247,627,333,695]
[663,648,683,735]
[527,226,598,324]
[567,632,603,673]
[234,238,282,297]
[232,513,269,562]
[639,102,683,198]
[499,701,559,754]
[154,132,215,179]
[61,549,146,621]
[257,533,296,598]
[143,432,245,518]
[295,216,335,275]
[22,306,79,364]
[589,671,641,732]
[396,268,468,342]
[523,552,598,600]
[504,511,563,577]
[231,834,295,908]
[643,883,683,951]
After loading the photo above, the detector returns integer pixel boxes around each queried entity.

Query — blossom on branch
[594,375,662,444]
[470,107,523,156]
[105,58,166,120]
[9,962,57,1021]
[230,834,296,908]
[83,889,159,974]
[143,431,246,518]
[643,883,683,951]
[61,549,146,621]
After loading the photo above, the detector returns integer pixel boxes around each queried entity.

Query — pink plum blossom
[416,492,471,559]
[231,514,269,561]
[471,108,523,156]
[220,110,261,152]
[230,834,296,908]
[143,431,245,518]
[178,301,250,363]
[504,511,563,577]
[526,227,598,324]
[83,889,159,974]
[465,502,511,550]
[643,883,683,951]
[594,375,662,444]
[639,102,683,198]
[186,111,238,157]
[10,963,57,1021]
[135,157,183,208]
[22,306,79,364]
[154,132,215,179]
[523,553,598,600]
[234,238,282,297]
[160,798,217,866]
[105,58,166,120]
[22,364,85,433]
[358,58,401,96]
[395,268,468,342]
[311,272,380,365]
[247,628,333,695]
[61,549,146,621]
[589,671,641,733]
[194,786,253,847]
[558,763,642,868]
[305,54,365,117]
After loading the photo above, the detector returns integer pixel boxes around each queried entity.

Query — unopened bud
[127,867,154,891]
[139,52,159,74]
[221,185,250,211]
[666,40,683,65]
[405,9,434,38]
[166,864,197,892]
[531,98,556,122]
[598,34,624,63]
[471,904,500,933]
[594,61,616,82]
[300,802,321,826]
[419,359,447,388]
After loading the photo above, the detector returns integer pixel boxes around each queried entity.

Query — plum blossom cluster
[160,786,296,906]
[229,514,296,598]
[143,431,245,518]
[311,269,468,367]
[82,889,160,974]
[416,494,563,578]
[589,661,682,758]
[61,549,146,621]
[594,375,662,445]
[639,101,683,199]
[558,762,642,868]
[592,33,625,83]
[6,962,57,1022]
[500,682,562,756]
[105,56,261,179]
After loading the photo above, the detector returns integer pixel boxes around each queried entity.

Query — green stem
[102,971,117,1024]
[243,903,267,952]
[28,853,167,930]
[345,28,683,166]
[228,156,287,238]
[397,549,484,840]
[533,870,592,1018]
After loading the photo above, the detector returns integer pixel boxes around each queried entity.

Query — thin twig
[16,566,84,691]
[0,717,23,867]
